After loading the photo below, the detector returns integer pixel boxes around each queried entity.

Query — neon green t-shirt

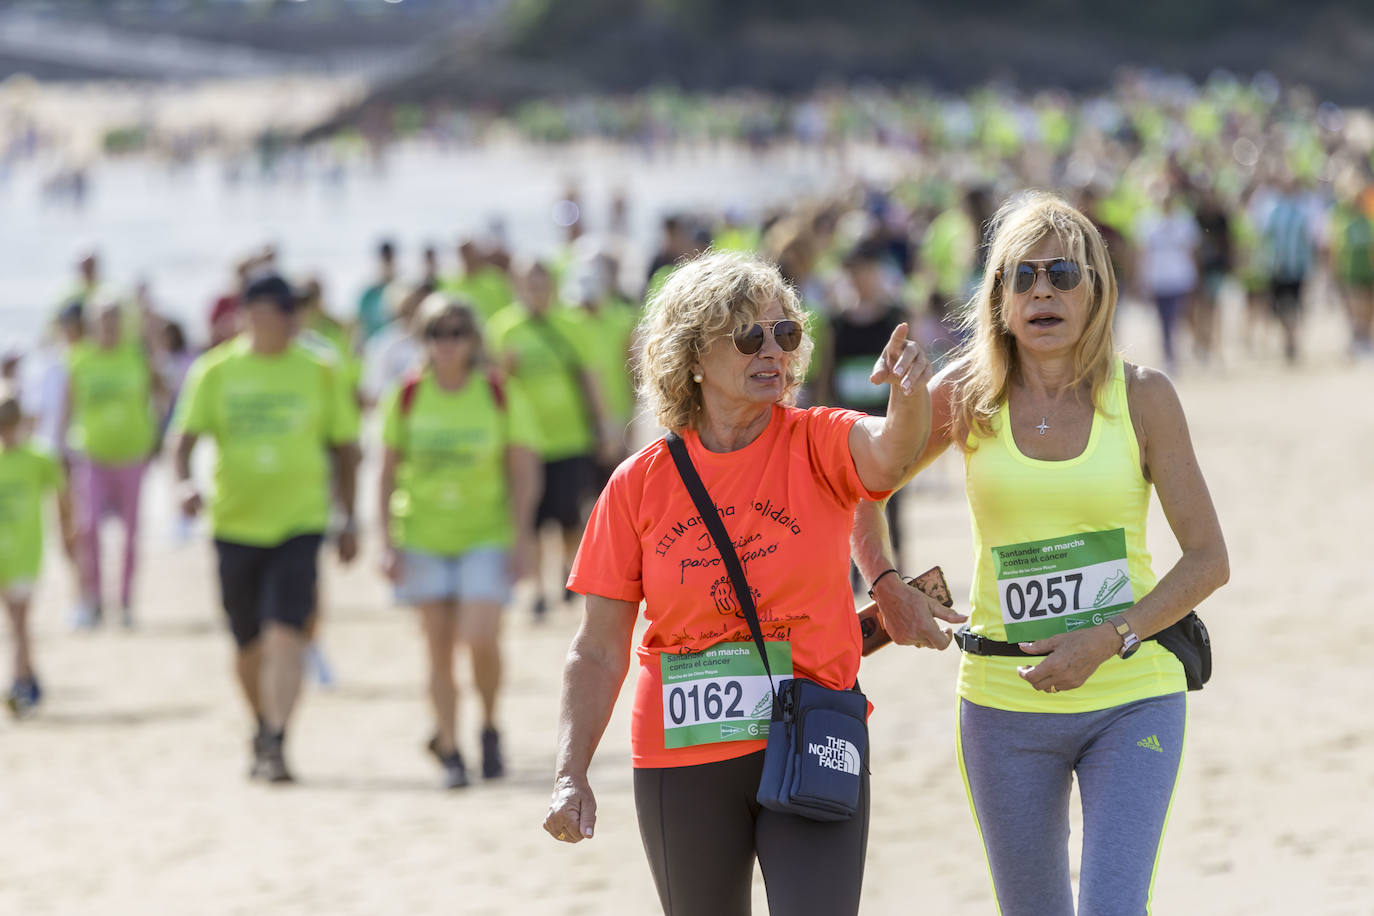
[174,338,360,547]
[923,208,976,299]
[980,104,1022,157]
[67,344,157,464]
[800,300,828,386]
[644,264,678,303]
[300,312,362,396]
[1232,210,1268,291]
[563,301,639,429]
[487,305,595,461]
[713,225,761,253]
[0,442,63,586]
[1037,105,1073,154]
[381,373,540,555]
[1185,99,1222,142]
[1332,204,1374,285]
[440,268,516,325]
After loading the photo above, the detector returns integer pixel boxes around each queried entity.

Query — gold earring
[693,373,703,383]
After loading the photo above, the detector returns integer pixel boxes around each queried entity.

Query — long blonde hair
[948,190,1119,445]
[637,250,813,432]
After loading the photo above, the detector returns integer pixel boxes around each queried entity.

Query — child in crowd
[0,387,75,716]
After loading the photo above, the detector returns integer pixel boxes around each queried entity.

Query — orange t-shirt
[567,404,888,769]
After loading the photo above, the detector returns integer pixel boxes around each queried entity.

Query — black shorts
[536,456,593,531]
[214,534,323,647]
[1270,277,1304,318]
[633,750,869,916]
[591,459,617,496]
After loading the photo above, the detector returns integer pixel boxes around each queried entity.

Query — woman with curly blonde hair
[543,249,937,915]
[856,191,1228,915]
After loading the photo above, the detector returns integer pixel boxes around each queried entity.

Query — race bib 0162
[660,641,792,749]
[993,528,1135,642]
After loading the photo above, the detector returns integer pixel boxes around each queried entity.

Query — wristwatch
[1107,615,1141,659]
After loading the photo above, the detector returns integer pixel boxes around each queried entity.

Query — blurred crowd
[6,70,1372,359]
[0,69,1367,176]
[2,71,1372,779]
[6,69,1374,591]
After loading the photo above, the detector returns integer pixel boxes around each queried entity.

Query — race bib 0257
[993,528,1135,642]
[660,641,792,749]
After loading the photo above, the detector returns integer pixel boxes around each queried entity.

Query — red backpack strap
[399,372,422,416]
[485,368,506,412]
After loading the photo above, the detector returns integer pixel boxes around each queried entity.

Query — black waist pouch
[1151,611,1212,691]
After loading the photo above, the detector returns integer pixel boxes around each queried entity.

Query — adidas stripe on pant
[956,693,1187,916]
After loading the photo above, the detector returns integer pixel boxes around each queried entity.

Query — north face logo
[807,736,860,775]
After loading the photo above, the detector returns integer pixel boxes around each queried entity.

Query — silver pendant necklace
[1036,417,1050,435]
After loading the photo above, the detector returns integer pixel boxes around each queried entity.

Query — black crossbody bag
[665,432,867,822]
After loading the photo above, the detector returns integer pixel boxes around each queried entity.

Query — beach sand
[2,300,1370,915]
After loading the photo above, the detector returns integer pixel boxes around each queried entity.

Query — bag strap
[485,369,506,412]
[397,370,507,453]
[527,315,597,436]
[401,371,505,416]
[399,373,422,416]
[664,432,776,696]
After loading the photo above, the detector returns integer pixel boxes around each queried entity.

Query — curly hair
[948,190,1120,445]
[637,250,813,432]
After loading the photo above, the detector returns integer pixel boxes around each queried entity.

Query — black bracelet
[867,568,902,599]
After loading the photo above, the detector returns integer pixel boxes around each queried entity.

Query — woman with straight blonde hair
[855,191,1229,915]
[379,294,541,788]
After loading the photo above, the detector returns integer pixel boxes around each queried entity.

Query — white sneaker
[306,643,336,689]
[69,602,101,631]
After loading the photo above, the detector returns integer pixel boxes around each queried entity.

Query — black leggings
[633,750,869,916]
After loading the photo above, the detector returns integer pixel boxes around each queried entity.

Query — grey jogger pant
[957,693,1186,916]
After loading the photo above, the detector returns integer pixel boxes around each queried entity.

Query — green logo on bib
[1092,570,1130,609]
[750,693,774,718]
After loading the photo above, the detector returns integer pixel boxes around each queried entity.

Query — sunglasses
[425,325,473,341]
[731,319,803,355]
[997,259,1085,295]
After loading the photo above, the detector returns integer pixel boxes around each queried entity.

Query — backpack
[395,370,507,454]
[398,370,505,416]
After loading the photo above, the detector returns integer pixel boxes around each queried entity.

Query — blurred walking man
[173,275,360,782]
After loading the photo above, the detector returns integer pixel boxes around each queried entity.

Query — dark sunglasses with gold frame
[729,318,803,355]
[995,258,1087,295]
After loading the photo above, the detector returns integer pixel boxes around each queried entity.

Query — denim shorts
[394,546,511,606]
[0,580,35,604]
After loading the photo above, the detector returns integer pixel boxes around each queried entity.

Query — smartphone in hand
[858,566,953,656]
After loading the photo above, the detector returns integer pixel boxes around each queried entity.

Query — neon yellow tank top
[959,358,1185,713]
